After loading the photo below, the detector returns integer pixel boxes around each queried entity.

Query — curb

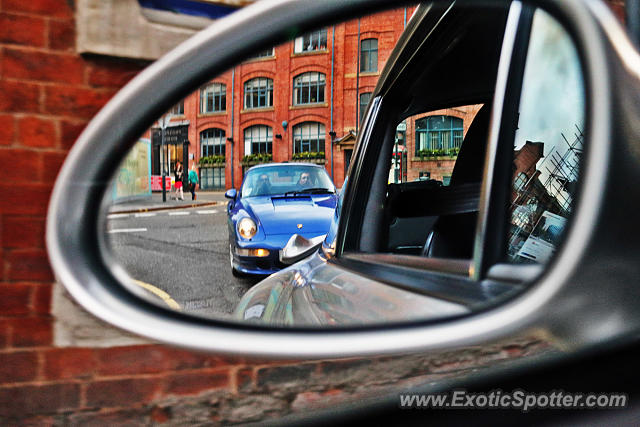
[109,201,224,215]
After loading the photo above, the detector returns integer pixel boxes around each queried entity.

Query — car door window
[384,104,485,256]
[506,9,585,264]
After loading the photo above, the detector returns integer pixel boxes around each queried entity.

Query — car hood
[244,194,337,235]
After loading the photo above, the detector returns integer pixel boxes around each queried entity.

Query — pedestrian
[188,163,199,200]
[174,161,184,200]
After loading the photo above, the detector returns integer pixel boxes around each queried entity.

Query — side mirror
[279,234,327,265]
[225,189,237,200]
[45,0,634,360]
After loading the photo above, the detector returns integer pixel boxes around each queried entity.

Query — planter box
[242,160,272,167]
[290,158,326,164]
[412,155,458,162]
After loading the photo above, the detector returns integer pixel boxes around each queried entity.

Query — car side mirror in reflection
[225,189,237,200]
[279,233,327,265]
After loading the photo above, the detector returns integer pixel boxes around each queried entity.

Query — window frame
[330,3,528,293]
[200,82,227,113]
[200,128,226,157]
[414,115,464,155]
[360,38,378,72]
[293,122,326,154]
[244,125,273,155]
[292,72,326,105]
[244,77,274,109]
[294,29,328,53]
[360,92,372,123]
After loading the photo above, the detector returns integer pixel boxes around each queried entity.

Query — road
[105,204,260,320]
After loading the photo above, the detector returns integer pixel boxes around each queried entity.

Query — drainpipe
[230,67,235,188]
[355,19,360,136]
[330,25,335,181]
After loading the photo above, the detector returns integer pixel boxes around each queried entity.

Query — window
[294,29,327,53]
[360,92,372,123]
[169,101,184,115]
[514,172,528,192]
[200,167,225,190]
[506,9,585,264]
[244,78,273,109]
[360,38,378,72]
[415,115,464,155]
[246,47,274,59]
[293,72,325,105]
[382,105,485,257]
[200,83,226,113]
[244,125,273,155]
[200,128,225,157]
[293,122,325,154]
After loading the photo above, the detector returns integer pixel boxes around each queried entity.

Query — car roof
[374,2,509,119]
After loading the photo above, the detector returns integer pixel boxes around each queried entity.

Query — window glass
[359,92,372,123]
[507,9,584,264]
[244,125,273,155]
[360,38,378,72]
[200,128,225,157]
[414,116,464,158]
[246,47,274,59]
[384,105,485,256]
[293,122,325,154]
[244,77,273,109]
[242,165,335,197]
[169,101,184,115]
[294,29,328,53]
[200,82,226,113]
[293,72,326,105]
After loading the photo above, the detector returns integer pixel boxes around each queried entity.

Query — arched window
[200,128,225,157]
[360,38,378,72]
[244,125,272,155]
[293,72,325,105]
[293,122,325,154]
[200,83,226,113]
[415,115,464,154]
[514,172,528,191]
[359,92,372,123]
[244,77,273,109]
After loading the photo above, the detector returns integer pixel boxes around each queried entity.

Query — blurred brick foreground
[0,0,625,424]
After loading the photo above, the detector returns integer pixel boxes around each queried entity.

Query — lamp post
[159,113,173,202]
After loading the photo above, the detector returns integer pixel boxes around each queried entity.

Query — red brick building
[152,8,415,190]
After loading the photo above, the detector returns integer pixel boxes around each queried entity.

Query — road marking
[197,210,218,214]
[132,279,181,310]
[107,213,130,219]
[169,211,190,216]
[135,213,156,218]
[107,228,147,233]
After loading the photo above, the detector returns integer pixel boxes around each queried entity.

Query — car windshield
[241,165,335,197]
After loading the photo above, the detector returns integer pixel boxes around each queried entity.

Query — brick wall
[0,0,625,424]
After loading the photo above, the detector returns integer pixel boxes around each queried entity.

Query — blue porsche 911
[225,163,338,276]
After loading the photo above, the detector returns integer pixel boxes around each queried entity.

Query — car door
[236,1,586,327]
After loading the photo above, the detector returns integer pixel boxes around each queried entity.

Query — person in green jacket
[188,163,199,200]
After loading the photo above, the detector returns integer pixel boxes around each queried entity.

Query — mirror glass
[102,2,585,327]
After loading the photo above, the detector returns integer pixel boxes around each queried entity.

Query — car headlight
[237,217,257,239]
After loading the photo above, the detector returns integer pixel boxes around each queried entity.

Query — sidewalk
[109,190,228,214]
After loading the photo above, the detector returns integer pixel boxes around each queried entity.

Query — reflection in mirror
[104,6,416,321]
[506,9,585,264]
[102,3,585,328]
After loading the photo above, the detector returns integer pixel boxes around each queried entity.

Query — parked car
[47,0,640,423]
[225,163,337,276]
